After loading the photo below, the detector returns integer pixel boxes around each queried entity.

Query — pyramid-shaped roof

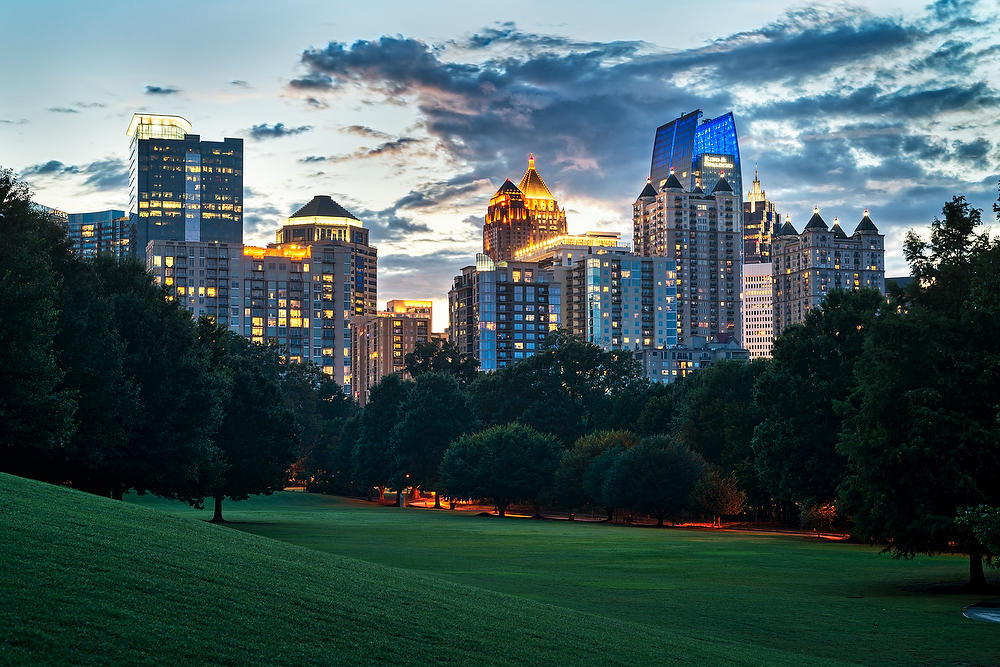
[854,209,879,233]
[290,195,359,221]
[517,154,555,200]
[495,179,522,196]
[711,175,733,194]
[637,179,658,199]
[778,217,798,236]
[803,206,828,231]
[831,217,848,239]
[692,185,705,195]
[662,172,684,190]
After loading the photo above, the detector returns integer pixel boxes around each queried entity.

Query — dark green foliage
[0,169,75,471]
[554,430,639,516]
[283,361,356,485]
[404,338,480,385]
[636,394,677,436]
[390,372,476,498]
[470,331,648,445]
[752,288,884,508]
[198,320,299,520]
[438,423,561,516]
[838,195,1000,588]
[693,471,747,525]
[603,435,707,526]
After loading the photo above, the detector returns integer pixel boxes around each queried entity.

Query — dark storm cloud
[351,203,433,242]
[244,204,282,237]
[248,122,313,140]
[144,85,180,95]
[20,157,127,191]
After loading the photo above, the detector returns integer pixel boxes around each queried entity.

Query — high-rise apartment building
[449,255,560,371]
[633,336,749,384]
[741,262,774,359]
[146,240,243,332]
[772,208,885,336]
[127,113,243,260]
[516,234,678,352]
[633,173,743,344]
[650,110,743,198]
[483,156,567,262]
[66,210,131,259]
[742,167,780,264]
[351,300,432,405]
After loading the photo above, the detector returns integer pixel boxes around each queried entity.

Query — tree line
[0,168,356,521]
[2,165,998,588]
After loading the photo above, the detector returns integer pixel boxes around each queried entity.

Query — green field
[3,475,998,665]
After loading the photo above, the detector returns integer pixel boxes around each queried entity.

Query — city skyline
[3,0,998,332]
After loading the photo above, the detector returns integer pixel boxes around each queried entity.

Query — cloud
[300,155,327,163]
[327,136,425,163]
[144,85,180,95]
[341,124,393,140]
[47,101,107,114]
[0,118,28,125]
[243,204,282,237]
[230,80,251,88]
[248,122,313,140]
[20,157,126,191]
[48,107,79,114]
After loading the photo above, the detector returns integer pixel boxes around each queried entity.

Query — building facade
[516,235,678,352]
[146,240,243,333]
[482,156,567,262]
[351,301,432,405]
[66,210,130,259]
[634,336,749,384]
[742,167,780,264]
[772,208,885,336]
[448,254,560,371]
[633,173,743,345]
[650,110,743,199]
[741,261,774,360]
[127,113,243,260]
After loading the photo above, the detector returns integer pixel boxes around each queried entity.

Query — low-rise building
[634,335,749,384]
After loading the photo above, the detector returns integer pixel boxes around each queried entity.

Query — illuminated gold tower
[483,155,568,262]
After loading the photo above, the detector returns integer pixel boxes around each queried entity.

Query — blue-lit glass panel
[650,110,701,189]
[693,112,743,198]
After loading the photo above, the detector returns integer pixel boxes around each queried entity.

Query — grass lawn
[1,473,824,665]
[133,490,1000,665]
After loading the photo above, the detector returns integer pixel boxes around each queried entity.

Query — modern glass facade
[649,110,743,200]
[66,209,130,259]
[584,255,677,350]
[127,114,243,260]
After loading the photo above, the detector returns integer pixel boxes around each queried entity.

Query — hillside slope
[0,474,822,665]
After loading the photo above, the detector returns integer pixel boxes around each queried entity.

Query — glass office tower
[127,113,243,260]
[649,110,743,200]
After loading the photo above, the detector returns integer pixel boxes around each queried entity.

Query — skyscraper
[772,208,885,336]
[483,155,567,262]
[64,209,131,259]
[649,110,743,199]
[742,167,780,263]
[351,300,432,406]
[127,113,243,260]
[633,173,743,344]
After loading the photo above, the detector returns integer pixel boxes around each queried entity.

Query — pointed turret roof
[290,195,359,221]
[778,215,798,236]
[692,185,705,195]
[637,178,658,199]
[663,172,684,190]
[803,206,828,231]
[854,208,879,233]
[831,217,847,239]
[517,154,555,200]
[711,175,733,194]
[495,179,522,196]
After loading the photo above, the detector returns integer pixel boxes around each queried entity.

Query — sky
[2,0,998,332]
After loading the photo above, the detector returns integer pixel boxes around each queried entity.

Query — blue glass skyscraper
[649,110,743,199]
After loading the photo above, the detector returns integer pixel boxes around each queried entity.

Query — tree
[752,288,884,516]
[0,168,75,475]
[838,195,1000,590]
[438,423,561,516]
[693,471,747,527]
[283,360,356,486]
[604,436,707,526]
[470,332,647,446]
[352,374,411,503]
[404,338,480,385]
[390,372,476,507]
[198,320,298,522]
[553,430,639,518]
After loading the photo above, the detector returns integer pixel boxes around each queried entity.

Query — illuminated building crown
[517,154,555,200]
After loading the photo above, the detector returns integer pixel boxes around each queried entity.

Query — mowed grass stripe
[133,491,1000,665]
[1,474,820,666]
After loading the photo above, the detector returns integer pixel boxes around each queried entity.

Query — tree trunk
[970,551,986,591]
[449,499,456,510]
[657,516,664,527]
[533,503,542,519]
[211,496,224,523]
[396,490,403,507]
[434,492,442,509]
[567,511,575,521]
[378,485,385,503]
[497,505,506,517]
